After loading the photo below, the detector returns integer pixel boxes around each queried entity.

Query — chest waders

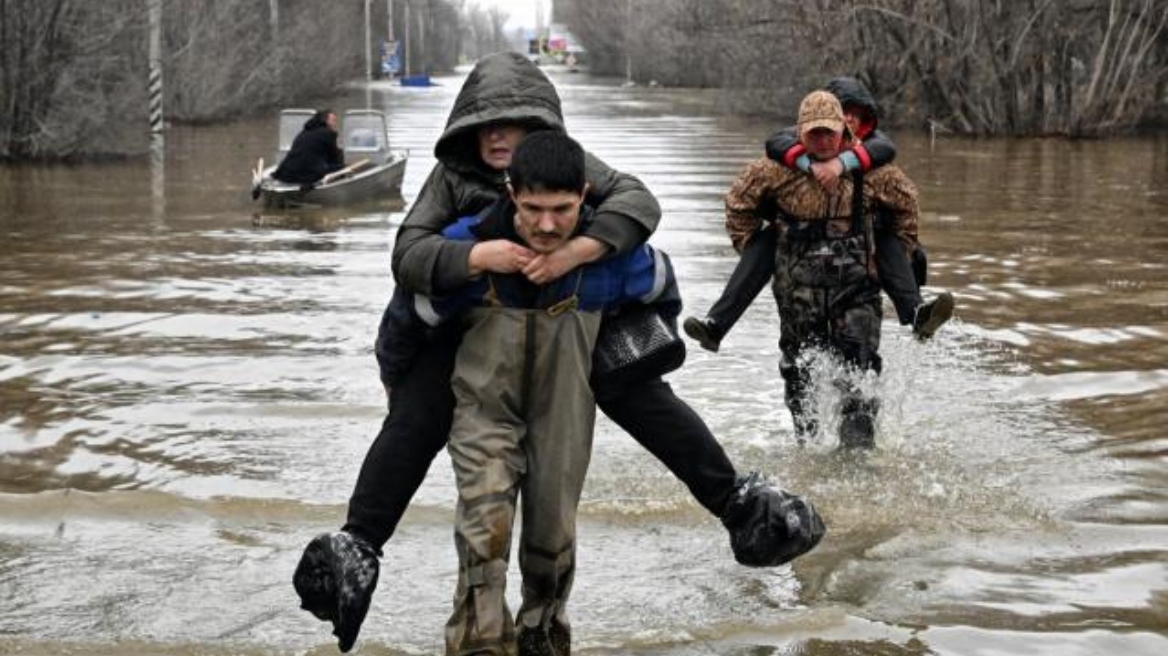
[774,171,883,447]
[445,275,598,656]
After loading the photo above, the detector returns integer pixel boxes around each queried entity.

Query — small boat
[253,109,408,209]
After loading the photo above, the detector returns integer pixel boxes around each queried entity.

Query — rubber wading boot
[838,410,876,449]
[548,619,570,656]
[838,396,879,450]
[793,412,818,442]
[517,618,570,656]
[293,531,380,653]
[518,629,554,656]
[682,316,723,353]
[912,291,955,341]
[720,472,826,566]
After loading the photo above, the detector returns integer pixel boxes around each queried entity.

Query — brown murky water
[1,69,1166,655]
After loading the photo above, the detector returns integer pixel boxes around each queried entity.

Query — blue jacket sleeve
[609,245,682,318]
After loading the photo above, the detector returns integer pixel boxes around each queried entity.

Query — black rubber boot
[548,619,570,656]
[682,316,723,353]
[839,394,880,450]
[912,292,955,341]
[838,402,877,450]
[518,619,570,656]
[293,531,380,653]
[792,412,818,442]
[720,472,826,567]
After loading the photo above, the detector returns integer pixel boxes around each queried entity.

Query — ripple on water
[2,74,1166,656]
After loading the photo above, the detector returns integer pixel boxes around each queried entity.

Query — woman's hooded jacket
[391,52,661,296]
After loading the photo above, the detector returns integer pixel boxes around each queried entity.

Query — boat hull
[260,153,407,209]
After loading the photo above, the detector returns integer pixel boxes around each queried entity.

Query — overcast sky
[474,0,550,30]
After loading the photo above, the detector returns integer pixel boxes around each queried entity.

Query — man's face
[510,186,585,254]
[325,112,339,132]
[478,122,528,170]
[803,127,844,161]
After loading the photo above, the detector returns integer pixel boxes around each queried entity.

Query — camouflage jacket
[724,158,919,253]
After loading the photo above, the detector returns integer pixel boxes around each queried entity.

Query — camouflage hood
[434,52,565,177]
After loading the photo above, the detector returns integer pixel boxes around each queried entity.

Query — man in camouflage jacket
[724,90,920,448]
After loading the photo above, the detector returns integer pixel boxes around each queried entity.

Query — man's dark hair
[508,131,586,194]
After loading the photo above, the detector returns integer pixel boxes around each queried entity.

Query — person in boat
[683,77,954,353]
[292,51,824,654]
[723,90,921,448]
[272,109,345,185]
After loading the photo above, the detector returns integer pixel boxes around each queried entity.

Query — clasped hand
[468,237,606,285]
[810,158,845,191]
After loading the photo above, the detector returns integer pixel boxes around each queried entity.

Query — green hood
[435,52,565,176]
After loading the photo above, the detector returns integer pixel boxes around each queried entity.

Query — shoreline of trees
[2,0,1165,160]
[559,0,1167,137]
[0,0,493,161]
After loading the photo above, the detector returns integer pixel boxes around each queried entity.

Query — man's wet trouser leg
[779,352,817,439]
[833,300,883,449]
[515,317,596,656]
[874,229,922,325]
[776,280,882,448]
[595,377,739,517]
[706,224,778,337]
[344,332,458,549]
[445,315,526,656]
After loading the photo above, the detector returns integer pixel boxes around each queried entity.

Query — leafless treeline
[0,0,472,160]
[562,0,1168,136]
[461,2,511,61]
[0,0,144,158]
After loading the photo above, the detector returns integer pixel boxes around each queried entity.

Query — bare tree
[803,0,1168,135]
[461,3,510,61]
[560,0,1168,135]
[0,0,469,159]
[561,0,813,100]
[0,0,146,158]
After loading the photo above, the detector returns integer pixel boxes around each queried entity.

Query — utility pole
[416,0,425,74]
[147,0,165,222]
[404,1,411,77]
[622,0,637,86]
[270,0,279,86]
[269,0,278,42]
[364,0,372,82]
[148,0,164,134]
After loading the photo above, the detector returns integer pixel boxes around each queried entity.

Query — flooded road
[1,69,1166,655]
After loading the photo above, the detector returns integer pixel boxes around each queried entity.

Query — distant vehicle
[252,109,408,209]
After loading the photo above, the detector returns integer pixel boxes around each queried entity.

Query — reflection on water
[1,71,1166,655]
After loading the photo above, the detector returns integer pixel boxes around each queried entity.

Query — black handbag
[592,303,686,387]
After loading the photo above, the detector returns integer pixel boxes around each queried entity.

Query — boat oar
[250,157,265,200]
[316,159,371,187]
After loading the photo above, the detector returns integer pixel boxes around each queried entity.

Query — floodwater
[1,68,1166,656]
